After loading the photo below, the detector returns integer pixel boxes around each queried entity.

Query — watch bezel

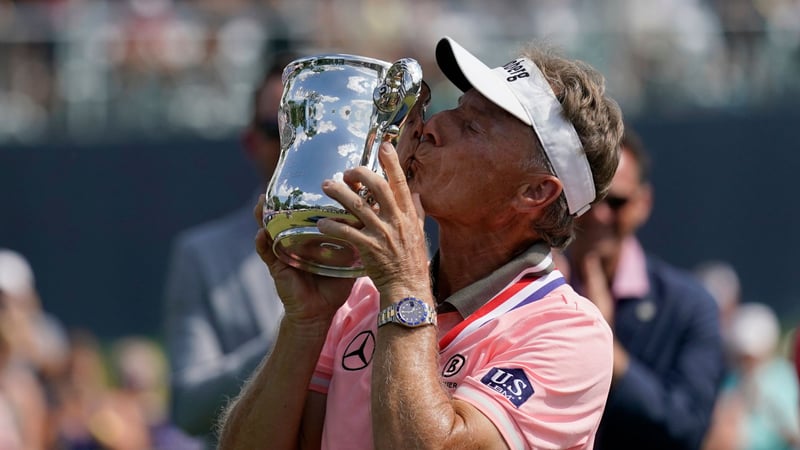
[395,297,430,327]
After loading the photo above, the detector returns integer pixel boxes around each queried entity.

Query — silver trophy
[263,54,423,278]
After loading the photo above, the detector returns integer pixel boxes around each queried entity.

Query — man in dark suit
[565,130,725,449]
[163,51,297,447]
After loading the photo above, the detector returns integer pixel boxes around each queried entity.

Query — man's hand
[253,196,355,328]
[579,252,615,327]
[316,142,431,305]
[578,252,629,380]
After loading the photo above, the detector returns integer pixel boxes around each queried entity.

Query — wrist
[377,296,437,329]
[612,339,629,381]
[378,281,433,308]
[280,314,334,340]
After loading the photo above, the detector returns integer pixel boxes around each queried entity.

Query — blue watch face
[397,298,427,326]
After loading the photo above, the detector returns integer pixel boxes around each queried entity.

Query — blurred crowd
[0,249,203,449]
[1,0,799,143]
[3,249,800,448]
[695,261,800,449]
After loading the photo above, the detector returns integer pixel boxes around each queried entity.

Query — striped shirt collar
[433,241,555,318]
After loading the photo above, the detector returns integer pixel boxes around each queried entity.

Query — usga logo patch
[481,368,534,408]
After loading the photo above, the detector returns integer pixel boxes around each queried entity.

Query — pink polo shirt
[310,264,613,449]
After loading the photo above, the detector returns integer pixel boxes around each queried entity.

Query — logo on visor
[502,60,530,83]
[481,367,534,408]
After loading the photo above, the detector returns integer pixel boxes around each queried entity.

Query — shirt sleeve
[453,295,613,450]
[309,337,335,395]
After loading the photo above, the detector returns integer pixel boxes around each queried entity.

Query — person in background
[694,259,743,382]
[162,50,298,445]
[565,130,725,449]
[49,329,113,450]
[110,336,203,450]
[0,249,68,383]
[795,325,799,395]
[703,303,800,450]
[0,314,47,450]
[795,325,799,421]
[694,260,741,341]
[219,35,624,449]
[0,249,65,450]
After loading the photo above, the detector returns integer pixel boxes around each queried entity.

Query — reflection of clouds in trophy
[276,181,323,206]
[291,131,309,150]
[295,71,313,83]
[301,192,324,203]
[347,76,372,94]
[310,94,337,137]
[319,95,340,103]
[295,67,341,84]
[338,143,362,166]
[346,100,373,140]
[317,121,337,135]
[294,86,312,100]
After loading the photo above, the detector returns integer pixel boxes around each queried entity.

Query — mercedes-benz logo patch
[342,330,375,371]
[442,354,466,377]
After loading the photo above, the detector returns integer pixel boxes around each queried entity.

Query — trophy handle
[373,58,423,137]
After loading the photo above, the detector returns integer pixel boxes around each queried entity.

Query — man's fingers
[255,227,276,265]
[254,194,266,225]
[378,142,414,210]
[411,193,425,229]
[322,179,382,231]
[254,195,277,267]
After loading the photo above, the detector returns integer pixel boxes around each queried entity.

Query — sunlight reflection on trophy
[263,54,423,278]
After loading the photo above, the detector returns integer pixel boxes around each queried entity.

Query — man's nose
[420,112,443,146]
[408,114,423,141]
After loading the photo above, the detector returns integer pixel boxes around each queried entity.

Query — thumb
[255,227,278,267]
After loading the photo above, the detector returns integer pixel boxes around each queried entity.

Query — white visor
[435,37,595,216]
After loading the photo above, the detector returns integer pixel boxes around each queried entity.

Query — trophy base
[272,227,364,278]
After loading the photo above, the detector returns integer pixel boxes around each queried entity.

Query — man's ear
[513,176,563,213]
